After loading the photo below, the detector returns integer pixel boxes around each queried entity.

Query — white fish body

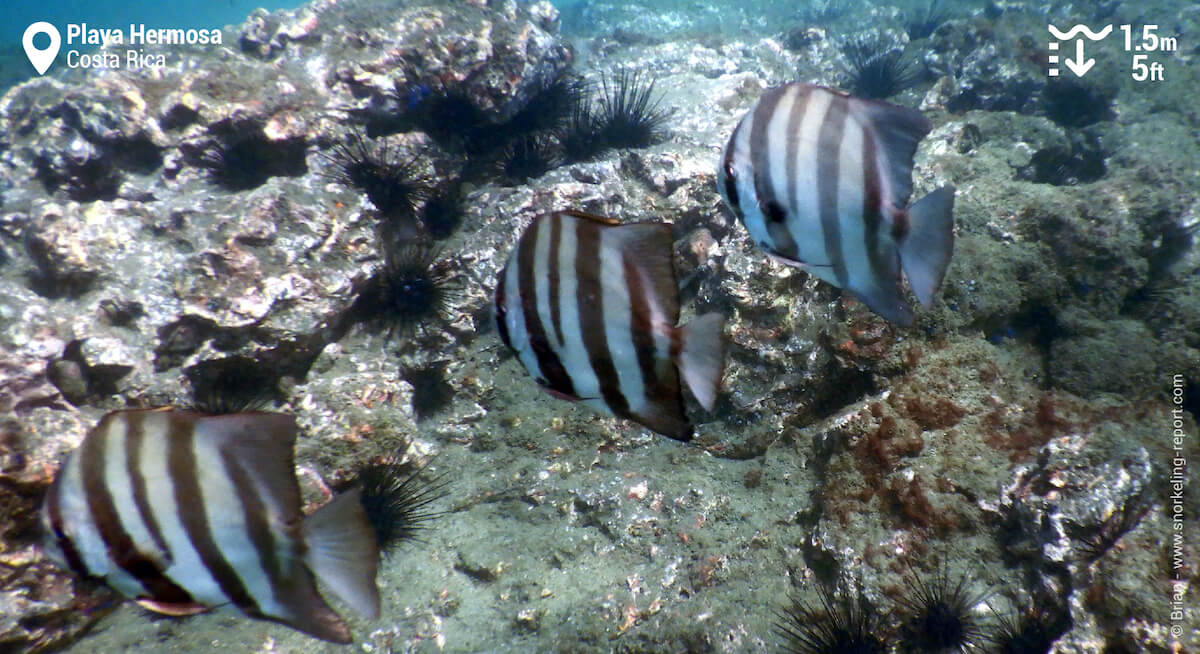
[41,408,380,643]
[494,210,726,441]
[718,82,954,325]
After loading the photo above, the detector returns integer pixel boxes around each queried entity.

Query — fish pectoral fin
[763,249,837,273]
[135,598,210,617]
[763,250,805,269]
[677,313,726,412]
[899,186,955,307]
[542,386,582,402]
[303,487,380,621]
[765,252,844,289]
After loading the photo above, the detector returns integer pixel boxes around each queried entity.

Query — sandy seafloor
[0,0,1198,652]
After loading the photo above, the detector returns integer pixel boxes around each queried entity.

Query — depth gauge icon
[1047,24,1113,77]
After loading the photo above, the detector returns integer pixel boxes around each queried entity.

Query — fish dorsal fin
[602,221,680,325]
[556,208,623,226]
[303,487,381,620]
[189,411,298,453]
[853,98,931,207]
[187,411,357,643]
[189,412,303,525]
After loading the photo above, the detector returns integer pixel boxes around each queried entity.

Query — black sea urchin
[343,240,459,337]
[396,84,498,155]
[400,362,455,422]
[595,69,670,150]
[986,605,1065,654]
[187,356,278,415]
[505,75,589,136]
[897,566,989,653]
[777,584,887,654]
[840,33,920,99]
[320,130,432,220]
[200,135,303,191]
[560,95,607,163]
[200,139,267,190]
[1069,491,1152,562]
[1040,78,1116,128]
[904,0,950,40]
[419,182,466,240]
[495,133,562,185]
[351,458,449,556]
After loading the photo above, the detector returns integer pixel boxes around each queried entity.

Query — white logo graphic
[23,22,62,75]
[1047,24,1113,77]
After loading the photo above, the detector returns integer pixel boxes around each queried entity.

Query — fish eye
[723,162,736,180]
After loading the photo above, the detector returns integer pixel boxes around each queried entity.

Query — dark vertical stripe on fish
[168,417,258,614]
[891,209,910,241]
[494,272,512,351]
[622,252,661,406]
[125,413,171,563]
[576,220,629,415]
[721,125,741,214]
[817,94,850,288]
[860,127,888,284]
[783,85,807,227]
[547,213,565,346]
[220,449,284,614]
[81,416,193,604]
[517,217,574,395]
[750,89,800,260]
[44,477,90,579]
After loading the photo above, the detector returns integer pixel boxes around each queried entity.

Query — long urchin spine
[777,582,887,654]
[897,564,990,653]
[353,458,449,555]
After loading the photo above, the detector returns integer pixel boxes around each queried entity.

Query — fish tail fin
[900,185,955,307]
[303,487,381,620]
[677,312,726,412]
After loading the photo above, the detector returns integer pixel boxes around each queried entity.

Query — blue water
[0,0,304,91]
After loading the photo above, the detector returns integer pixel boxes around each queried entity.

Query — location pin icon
[23,22,61,76]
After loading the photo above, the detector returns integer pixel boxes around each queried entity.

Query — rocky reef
[0,0,1197,652]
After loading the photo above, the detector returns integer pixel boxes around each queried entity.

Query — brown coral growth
[885,475,960,532]
[984,392,1084,462]
[902,395,966,431]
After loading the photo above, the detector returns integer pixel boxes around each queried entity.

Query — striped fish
[494,210,726,441]
[40,408,380,643]
[718,82,955,326]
